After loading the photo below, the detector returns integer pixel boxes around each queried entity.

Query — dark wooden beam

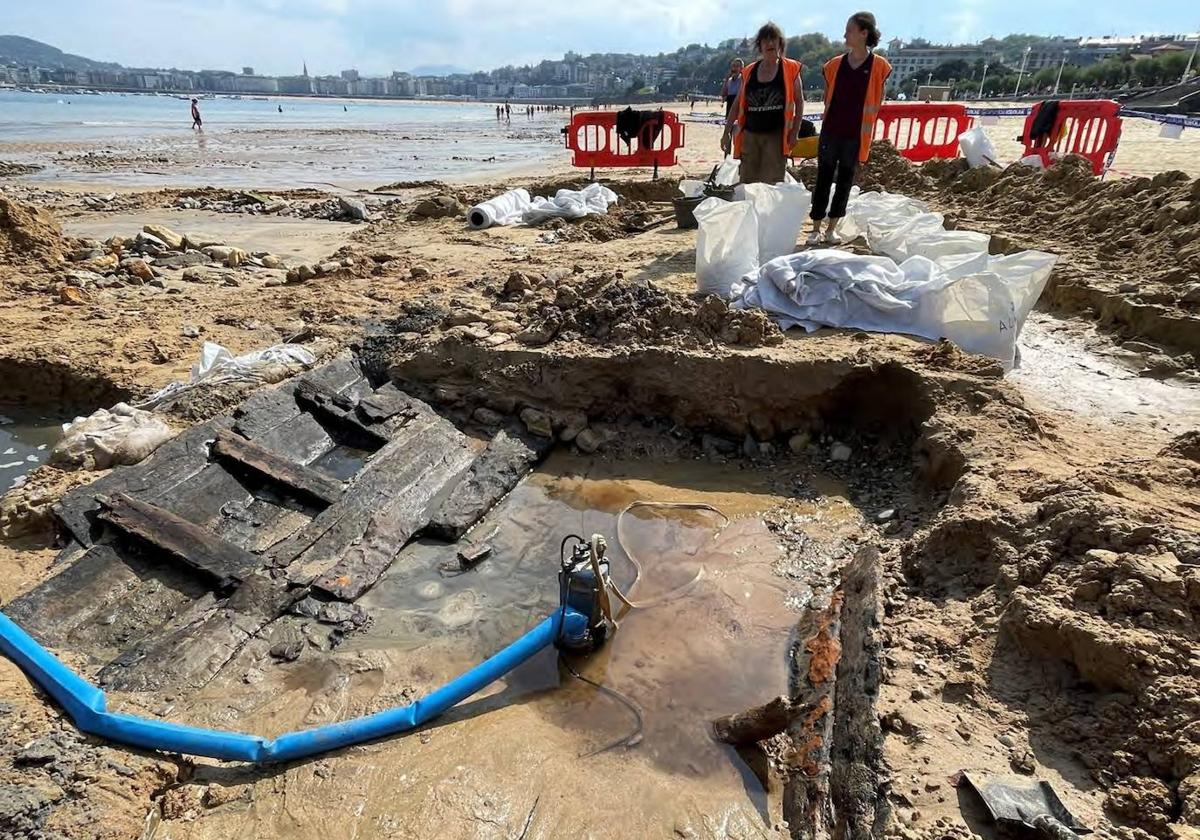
[212,429,344,506]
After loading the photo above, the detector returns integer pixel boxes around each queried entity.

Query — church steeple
[302,60,309,77]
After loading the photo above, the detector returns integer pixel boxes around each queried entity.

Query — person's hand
[720,129,732,155]
[786,127,800,151]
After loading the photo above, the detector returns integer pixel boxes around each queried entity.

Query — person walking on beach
[190,98,203,131]
[807,12,891,244]
[721,23,802,185]
[720,59,744,116]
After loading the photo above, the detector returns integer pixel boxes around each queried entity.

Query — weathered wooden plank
[97,574,298,693]
[53,418,233,547]
[213,429,344,506]
[270,410,473,597]
[153,461,255,529]
[98,493,261,589]
[210,495,313,554]
[425,428,553,542]
[295,379,391,449]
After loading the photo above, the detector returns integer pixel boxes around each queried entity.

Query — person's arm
[786,71,804,148]
[721,84,742,154]
[720,76,730,98]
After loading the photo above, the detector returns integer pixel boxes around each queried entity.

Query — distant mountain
[0,35,121,71]
[410,63,472,77]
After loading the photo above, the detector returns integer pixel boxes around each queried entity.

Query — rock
[1118,282,1138,293]
[555,286,581,309]
[15,735,72,766]
[202,245,249,267]
[493,319,522,334]
[481,332,511,346]
[555,410,588,442]
[830,442,852,462]
[1182,284,1200,305]
[516,320,558,346]
[788,432,811,453]
[876,509,895,522]
[505,271,532,295]
[520,407,554,438]
[154,250,210,269]
[181,267,210,283]
[183,235,223,251]
[472,407,505,426]
[316,261,340,276]
[70,246,104,262]
[143,224,185,250]
[338,196,369,221]
[575,427,604,453]
[410,265,430,279]
[268,640,303,662]
[701,434,738,457]
[260,254,283,269]
[181,325,201,338]
[443,310,483,327]
[120,257,155,281]
[59,286,88,305]
[66,269,103,287]
[79,253,119,273]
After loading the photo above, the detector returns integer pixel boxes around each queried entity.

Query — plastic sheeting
[742,181,812,264]
[0,606,588,763]
[466,184,618,230]
[958,126,999,168]
[731,247,1057,368]
[467,188,532,229]
[695,196,759,297]
[51,403,175,471]
[137,342,316,409]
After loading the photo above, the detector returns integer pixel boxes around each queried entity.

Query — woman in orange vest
[806,12,892,244]
[721,22,803,185]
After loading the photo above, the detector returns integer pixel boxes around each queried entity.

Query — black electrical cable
[559,654,644,757]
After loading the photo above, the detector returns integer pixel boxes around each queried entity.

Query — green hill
[0,35,121,71]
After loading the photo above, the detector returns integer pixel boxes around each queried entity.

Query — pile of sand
[0,192,65,267]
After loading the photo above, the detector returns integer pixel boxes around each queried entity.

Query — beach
[1,92,1199,840]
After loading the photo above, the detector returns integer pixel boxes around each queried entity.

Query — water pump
[556,534,615,654]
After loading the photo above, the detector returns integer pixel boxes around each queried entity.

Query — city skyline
[4,0,1197,78]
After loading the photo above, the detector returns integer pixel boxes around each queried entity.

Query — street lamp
[1053,50,1069,95]
[978,62,989,98]
[1185,29,1199,82]
[1013,45,1031,96]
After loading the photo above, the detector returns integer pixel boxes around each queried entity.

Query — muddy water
[157,454,863,839]
[0,411,62,491]
[1013,312,1200,442]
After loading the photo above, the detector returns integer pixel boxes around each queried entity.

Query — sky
[6,0,1197,76]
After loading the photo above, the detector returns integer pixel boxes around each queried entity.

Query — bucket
[703,184,736,201]
[672,195,706,230]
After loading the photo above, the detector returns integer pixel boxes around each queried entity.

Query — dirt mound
[856,141,935,195]
[1160,430,1200,462]
[0,192,65,266]
[525,175,680,205]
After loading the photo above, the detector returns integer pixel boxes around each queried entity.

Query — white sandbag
[865,211,946,261]
[695,196,758,297]
[467,188,532,230]
[51,403,174,471]
[1019,154,1046,169]
[742,182,812,263]
[138,342,317,409]
[958,126,999,168]
[679,180,705,198]
[899,229,991,263]
[713,157,740,186]
[522,183,618,224]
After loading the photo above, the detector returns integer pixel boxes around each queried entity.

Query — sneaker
[805,230,822,246]
[824,229,845,245]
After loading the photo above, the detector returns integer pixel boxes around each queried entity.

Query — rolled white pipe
[467,188,532,230]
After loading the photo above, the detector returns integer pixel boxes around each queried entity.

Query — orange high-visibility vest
[732,57,803,157]
[822,53,892,162]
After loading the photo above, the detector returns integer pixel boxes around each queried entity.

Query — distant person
[278,104,283,113]
[343,105,347,112]
[190,98,203,131]
[721,22,802,185]
[807,11,892,244]
[720,58,745,117]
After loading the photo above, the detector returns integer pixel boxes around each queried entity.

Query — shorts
[738,129,786,185]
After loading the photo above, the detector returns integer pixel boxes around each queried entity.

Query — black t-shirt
[824,53,874,140]
[743,61,786,134]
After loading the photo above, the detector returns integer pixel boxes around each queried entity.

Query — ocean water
[0,89,566,187]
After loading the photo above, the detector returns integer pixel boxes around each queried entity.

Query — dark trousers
[810,135,861,221]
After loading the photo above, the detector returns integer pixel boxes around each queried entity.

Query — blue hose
[0,607,587,763]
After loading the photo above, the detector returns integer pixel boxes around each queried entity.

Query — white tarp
[51,403,175,470]
[137,342,317,409]
[730,248,1057,368]
[958,126,1000,168]
[466,183,618,230]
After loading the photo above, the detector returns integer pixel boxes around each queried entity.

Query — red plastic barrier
[873,103,973,162]
[1020,99,1122,176]
[564,110,686,177]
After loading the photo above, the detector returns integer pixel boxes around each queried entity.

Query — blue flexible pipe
[0,607,587,763]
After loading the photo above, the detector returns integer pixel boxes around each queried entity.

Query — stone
[121,258,155,282]
[505,271,532,295]
[830,442,852,462]
[555,286,581,308]
[520,407,554,438]
[181,267,210,283]
[181,325,201,338]
[79,253,119,273]
[297,263,317,282]
[154,250,210,269]
[143,224,185,250]
[472,407,505,426]
[202,245,249,267]
[1182,284,1200,305]
[788,432,811,453]
[316,261,340,275]
[516,321,557,346]
[338,196,369,221]
[269,640,303,662]
[555,410,588,442]
[262,200,290,214]
[481,332,511,346]
[575,427,604,454]
[70,246,104,262]
[59,286,88,305]
[260,254,283,269]
[493,319,522,334]
[410,265,430,279]
[876,509,895,522]
[66,270,103,287]
[443,310,483,327]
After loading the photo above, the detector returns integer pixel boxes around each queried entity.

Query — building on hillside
[242,67,254,75]
[1075,33,1200,65]
[341,69,359,81]
[885,39,1000,86]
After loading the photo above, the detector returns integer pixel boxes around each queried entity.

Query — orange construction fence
[872,103,974,162]
[1020,99,1122,176]
[563,110,686,179]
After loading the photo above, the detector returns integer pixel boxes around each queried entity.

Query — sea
[0,89,565,188]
